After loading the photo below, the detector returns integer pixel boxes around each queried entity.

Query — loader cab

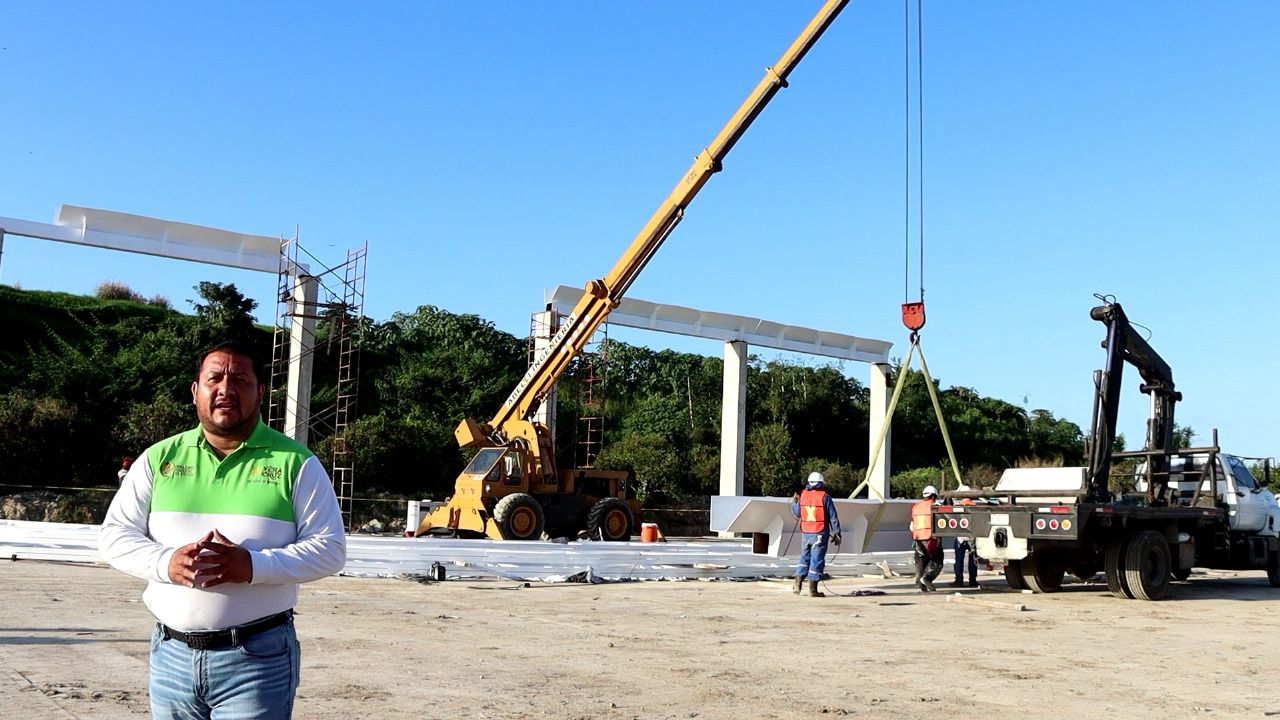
[462,447,526,489]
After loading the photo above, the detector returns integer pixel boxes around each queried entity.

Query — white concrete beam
[530,310,559,433]
[546,285,890,364]
[719,341,748,505]
[868,363,891,499]
[284,275,318,446]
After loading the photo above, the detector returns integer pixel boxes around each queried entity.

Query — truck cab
[1136,453,1279,535]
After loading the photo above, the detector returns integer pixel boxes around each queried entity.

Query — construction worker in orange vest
[910,485,944,592]
[790,471,842,597]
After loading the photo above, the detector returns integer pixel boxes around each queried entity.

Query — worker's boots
[793,576,804,594]
[807,580,824,597]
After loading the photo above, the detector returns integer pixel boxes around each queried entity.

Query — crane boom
[465,0,850,447]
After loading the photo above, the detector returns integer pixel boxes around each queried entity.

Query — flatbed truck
[932,301,1279,600]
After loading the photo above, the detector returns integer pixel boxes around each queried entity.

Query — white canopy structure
[0,205,316,444]
[544,285,898,543]
[1,205,289,274]
[546,285,891,364]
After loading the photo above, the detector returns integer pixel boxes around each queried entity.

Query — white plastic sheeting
[0,520,915,582]
[710,496,915,557]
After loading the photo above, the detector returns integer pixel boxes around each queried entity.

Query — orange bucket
[640,522,660,543]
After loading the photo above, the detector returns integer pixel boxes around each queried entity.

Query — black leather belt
[160,611,292,651]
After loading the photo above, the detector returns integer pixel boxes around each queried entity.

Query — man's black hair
[195,339,264,384]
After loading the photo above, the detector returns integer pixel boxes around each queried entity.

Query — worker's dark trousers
[913,541,942,585]
[953,539,977,583]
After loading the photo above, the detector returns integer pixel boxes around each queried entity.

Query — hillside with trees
[1,283,1102,505]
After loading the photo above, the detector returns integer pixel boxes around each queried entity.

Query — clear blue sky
[3,2,1277,462]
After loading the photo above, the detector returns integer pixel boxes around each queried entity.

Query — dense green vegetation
[2,282,1138,505]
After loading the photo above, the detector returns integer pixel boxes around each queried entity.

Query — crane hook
[902,301,926,342]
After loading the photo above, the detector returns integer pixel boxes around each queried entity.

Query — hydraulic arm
[454,0,851,486]
[1085,301,1182,501]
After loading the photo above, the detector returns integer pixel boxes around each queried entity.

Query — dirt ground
[4,559,1279,719]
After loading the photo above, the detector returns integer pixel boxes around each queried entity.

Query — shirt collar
[181,419,270,450]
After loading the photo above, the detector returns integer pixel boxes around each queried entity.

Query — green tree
[745,422,798,497]
[115,390,193,454]
[595,434,685,505]
[0,392,93,485]
[189,281,258,342]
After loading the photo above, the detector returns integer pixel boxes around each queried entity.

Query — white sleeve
[98,461,176,583]
[250,455,348,585]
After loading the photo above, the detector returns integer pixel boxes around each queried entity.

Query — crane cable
[847,0,962,554]
[904,0,925,310]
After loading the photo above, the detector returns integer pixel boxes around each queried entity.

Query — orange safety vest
[910,499,934,540]
[798,488,828,533]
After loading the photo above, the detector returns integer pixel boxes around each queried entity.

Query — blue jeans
[954,539,977,583]
[150,617,300,719]
[796,532,829,581]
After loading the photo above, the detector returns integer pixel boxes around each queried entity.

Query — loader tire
[1022,553,1065,594]
[1267,551,1280,588]
[1104,534,1134,599]
[587,497,634,542]
[1123,530,1171,601]
[1003,560,1029,591]
[493,493,545,541]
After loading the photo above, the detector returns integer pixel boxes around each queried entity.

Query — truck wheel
[587,497,634,541]
[1003,560,1029,591]
[493,493,545,541]
[1123,530,1171,601]
[1267,551,1280,588]
[1022,554,1065,593]
[1104,535,1134,599]
[1170,567,1192,582]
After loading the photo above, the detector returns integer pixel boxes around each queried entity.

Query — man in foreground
[100,339,347,719]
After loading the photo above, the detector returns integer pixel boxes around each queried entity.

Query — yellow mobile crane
[417,0,851,541]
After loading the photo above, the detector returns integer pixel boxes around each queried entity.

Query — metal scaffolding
[267,237,367,530]
[575,325,609,469]
[528,310,610,470]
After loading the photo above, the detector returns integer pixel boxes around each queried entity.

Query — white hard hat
[922,485,938,498]
[806,471,825,487]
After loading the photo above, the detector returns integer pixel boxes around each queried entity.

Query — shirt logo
[159,462,195,478]
[248,465,284,483]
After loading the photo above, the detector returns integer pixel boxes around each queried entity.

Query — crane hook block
[901,302,926,332]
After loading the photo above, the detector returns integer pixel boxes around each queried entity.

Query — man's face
[191,350,264,440]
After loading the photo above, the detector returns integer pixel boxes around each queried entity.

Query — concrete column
[867,362,892,499]
[530,309,559,434]
[0,230,6,278]
[284,274,318,446]
[719,340,748,502]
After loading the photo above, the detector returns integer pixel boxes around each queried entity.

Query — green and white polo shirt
[100,420,346,632]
